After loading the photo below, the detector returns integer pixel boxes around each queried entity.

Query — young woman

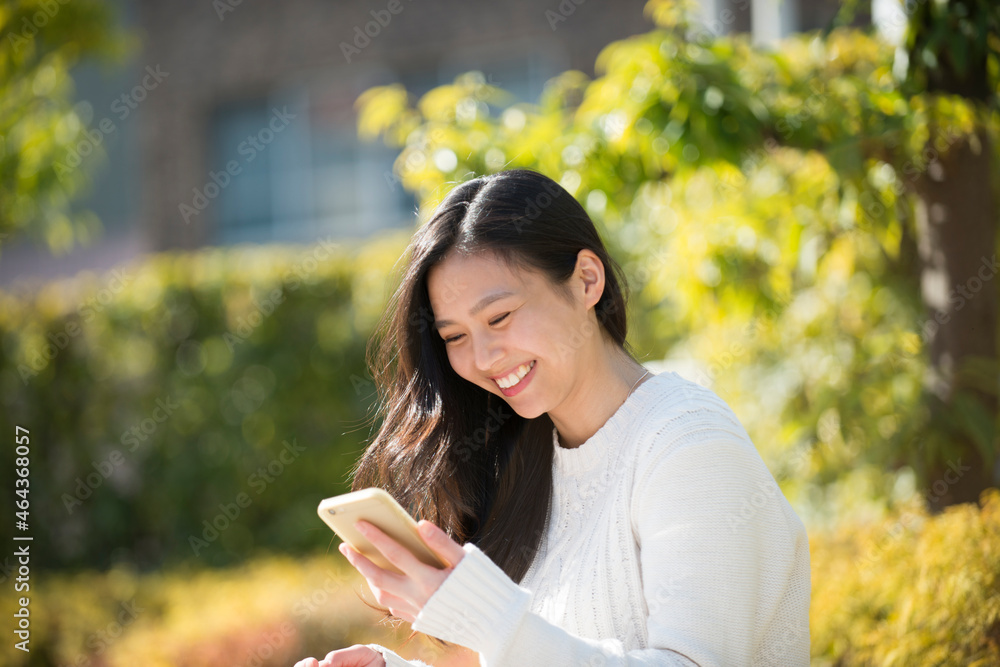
[293,169,811,667]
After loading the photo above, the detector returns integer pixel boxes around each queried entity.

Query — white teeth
[496,360,535,389]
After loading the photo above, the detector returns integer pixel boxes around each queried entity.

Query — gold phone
[317,488,452,574]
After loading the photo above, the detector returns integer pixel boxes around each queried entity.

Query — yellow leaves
[818,234,856,284]
[538,69,590,113]
[355,84,411,142]
[812,488,1000,664]
[417,84,469,122]
[642,0,700,31]
[417,72,512,124]
[595,36,666,81]
[43,211,75,254]
[0,551,476,667]
[875,92,901,116]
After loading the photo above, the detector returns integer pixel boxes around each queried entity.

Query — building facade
[1,0,851,289]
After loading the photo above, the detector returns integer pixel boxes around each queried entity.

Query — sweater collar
[551,369,669,476]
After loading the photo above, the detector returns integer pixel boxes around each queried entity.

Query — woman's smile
[492,359,537,397]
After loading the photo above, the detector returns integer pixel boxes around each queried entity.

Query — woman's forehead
[432,249,516,283]
[429,253,517,302]
[426,252,548,318]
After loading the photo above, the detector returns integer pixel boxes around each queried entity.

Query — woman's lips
[495,359,537,397]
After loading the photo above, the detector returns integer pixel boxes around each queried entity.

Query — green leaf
[949,390,998,465]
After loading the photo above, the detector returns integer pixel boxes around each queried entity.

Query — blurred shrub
[0,551,477,667]
[0,233,414,571]
[810,487,1000,666]
[0,0,138,253]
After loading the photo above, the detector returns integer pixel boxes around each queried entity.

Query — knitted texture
[371,370,811,666]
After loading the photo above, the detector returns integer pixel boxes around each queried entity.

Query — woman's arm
[626,423,811,666]
[410,541,701,666]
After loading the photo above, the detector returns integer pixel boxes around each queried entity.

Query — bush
[0,233,413,571]
[0,551,476,667]
[810,487,1000,666]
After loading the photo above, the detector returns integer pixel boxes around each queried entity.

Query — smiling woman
[293,169,811,667]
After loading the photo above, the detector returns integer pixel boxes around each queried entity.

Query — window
[208,87,416,245]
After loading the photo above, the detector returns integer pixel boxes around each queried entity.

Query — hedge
[0,231,414,571]
[810,487,1000,666]
[0,551,473,667]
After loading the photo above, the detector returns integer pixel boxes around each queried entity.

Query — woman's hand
[293,644,385,666]
[340,519,466,624]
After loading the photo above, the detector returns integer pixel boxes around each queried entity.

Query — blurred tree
[902,0,999,510]
[355,0,999,513]
[0,0,135,257]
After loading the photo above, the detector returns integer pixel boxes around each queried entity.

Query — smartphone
[317,488,452,574]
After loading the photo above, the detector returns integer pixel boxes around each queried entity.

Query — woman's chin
[505,400,544,420]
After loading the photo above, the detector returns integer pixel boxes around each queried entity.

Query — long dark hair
[350,168,635,641]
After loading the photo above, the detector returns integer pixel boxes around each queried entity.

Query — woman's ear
[574,249,606,311]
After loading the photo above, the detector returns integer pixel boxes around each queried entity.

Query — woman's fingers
[370,586,420,623]
[340,544,420,621]
[340,542,408,591]
[353,521,430,576]
[319,644,386,666]
[416,520,466,568]
[293,659,319,667]
[337,519,466,622]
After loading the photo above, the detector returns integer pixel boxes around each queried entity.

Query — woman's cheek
[514,319,547,356]
[442,346,460,374]
[450,347,478,385]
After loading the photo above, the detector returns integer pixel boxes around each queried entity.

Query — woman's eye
[443,313,510,345]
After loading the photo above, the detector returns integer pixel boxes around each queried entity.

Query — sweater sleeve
[409,541,699,666]
[410,405,810,666]
[365,643,433,667]
[627,421,811,666]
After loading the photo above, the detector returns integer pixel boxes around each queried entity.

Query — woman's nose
[473,332,503,373]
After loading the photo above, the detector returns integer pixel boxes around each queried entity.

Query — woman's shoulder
[628,371,795,521]
[626,370,758,468]
[637,370,747,436]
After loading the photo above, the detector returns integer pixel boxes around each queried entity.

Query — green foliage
[904,0,1000,103]
[810,487,1000,666]
[0,552,422,667]
[354,0,1000,524]
[0,233,414,570]
[0,0,136,254]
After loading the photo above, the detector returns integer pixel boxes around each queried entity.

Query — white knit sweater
[366,370,811,666]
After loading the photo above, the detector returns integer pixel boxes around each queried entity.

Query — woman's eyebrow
[433,290,517,329]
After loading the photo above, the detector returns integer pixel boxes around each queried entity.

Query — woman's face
[426,249,604,419]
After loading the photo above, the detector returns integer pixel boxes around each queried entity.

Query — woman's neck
[549,343,649,450]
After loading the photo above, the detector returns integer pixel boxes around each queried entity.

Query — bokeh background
[1,0,998,664]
